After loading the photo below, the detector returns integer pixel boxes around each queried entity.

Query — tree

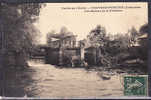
[138,24,148,64]
[128,25,148,62]
[86,25,114,67]
[47,30,56,45]
[109,33,131,64]
[47,26,74,45]
[59,26,74,38]
[129,27,139,46]
[86,25,136,67]
[139,24,148,34]
[0,3,44,67]
[87,25,108,47]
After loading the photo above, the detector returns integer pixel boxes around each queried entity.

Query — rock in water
[101,75,111,80]
[97,72,111,80]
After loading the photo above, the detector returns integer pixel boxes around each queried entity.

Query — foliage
[139,24,148,34]
[87,25,114,67]
[86,25,147,68]
[46,26,74,46]
[87,25,109,47]
[0,3,44,53]
[127,24,148,64]
[0,3,44,67]
[46,30,56,45]
[128,27,139,46]
[138,24,148,63]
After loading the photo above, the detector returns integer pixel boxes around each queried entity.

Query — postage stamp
[124,75,148,96]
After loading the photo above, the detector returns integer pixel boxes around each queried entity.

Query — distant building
[45,33,85,66]
[48,34,77,48]
[138,34,147,45]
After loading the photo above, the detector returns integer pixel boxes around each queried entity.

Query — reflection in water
[5,60,123,97]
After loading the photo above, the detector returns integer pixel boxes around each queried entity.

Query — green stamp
[124,75,148,96]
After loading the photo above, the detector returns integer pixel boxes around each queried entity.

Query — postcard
[0,1,150,99]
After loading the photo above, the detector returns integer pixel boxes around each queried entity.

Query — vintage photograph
[0,2,148,98]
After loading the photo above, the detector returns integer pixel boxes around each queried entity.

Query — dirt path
[22,61,123,98]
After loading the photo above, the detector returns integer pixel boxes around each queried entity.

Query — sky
[34,2,148,44]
